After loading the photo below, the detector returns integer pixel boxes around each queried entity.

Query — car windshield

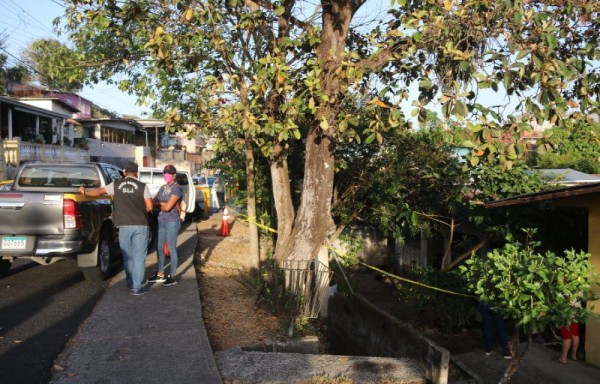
[194,176,215,187]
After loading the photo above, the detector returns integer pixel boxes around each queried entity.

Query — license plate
[2,236,27,250]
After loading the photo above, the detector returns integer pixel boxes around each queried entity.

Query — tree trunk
[285,126,337,261]
[282,1,355,262]
[271,142,295,261]
[244,136,260,270]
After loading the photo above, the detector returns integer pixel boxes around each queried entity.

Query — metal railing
[259,258,333,319]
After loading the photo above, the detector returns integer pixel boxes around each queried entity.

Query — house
[1,89,210,180]
[75,117,142,169]
[136,119,205,174]
[486,182,600,368]
[0,95,88,179]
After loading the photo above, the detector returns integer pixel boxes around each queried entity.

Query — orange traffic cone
[218,207,230,236]
[164,241,171,258]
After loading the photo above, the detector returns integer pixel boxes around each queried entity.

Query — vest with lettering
[113,177,149,227]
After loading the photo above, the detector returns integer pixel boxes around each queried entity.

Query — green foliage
[392,266,476,332]
[0,36,31,94]
[461,229,598,335]
[22,39,85,92]
[533,121,600,174]
[59,0,600,265]
[334,126,467,238]
[331,233,366,267]
[468,160,547,205]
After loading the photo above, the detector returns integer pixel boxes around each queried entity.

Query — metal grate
[260,258,333,319]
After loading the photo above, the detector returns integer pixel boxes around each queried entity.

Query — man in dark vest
[80,162,153,295]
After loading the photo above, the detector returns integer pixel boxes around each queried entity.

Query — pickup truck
[0,162,123,281]
[138,167,197,218]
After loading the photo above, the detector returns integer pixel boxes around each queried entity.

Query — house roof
[0,95,72,120]
[540,168,600,185]
[17,97,80,113]
[136,119,167,129]
[486,182,600,208]
[76,118,142,132]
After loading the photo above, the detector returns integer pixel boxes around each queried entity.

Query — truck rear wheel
[0,258,12,278]
[80,230,112,281]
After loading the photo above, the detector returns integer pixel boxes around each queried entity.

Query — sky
[0,0,152,117]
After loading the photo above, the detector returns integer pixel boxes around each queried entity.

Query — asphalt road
[0,259,108,384]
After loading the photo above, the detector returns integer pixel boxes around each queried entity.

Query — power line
[5,0,57,35]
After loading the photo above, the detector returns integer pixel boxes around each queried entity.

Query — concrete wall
[328,292,450,384]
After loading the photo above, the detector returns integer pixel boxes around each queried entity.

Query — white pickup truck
[138,167,197,217]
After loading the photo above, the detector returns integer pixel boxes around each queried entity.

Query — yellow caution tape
[358,262,475,299]
[226,208,278,233]
[226,205,475,298]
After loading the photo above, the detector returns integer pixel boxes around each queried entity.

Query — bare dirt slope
[195,211,283,351]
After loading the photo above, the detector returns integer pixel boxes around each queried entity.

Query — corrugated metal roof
[486,182,600,208]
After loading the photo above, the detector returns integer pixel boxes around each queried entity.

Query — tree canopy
[21,39,86,92]
[532,120,600,174]
[58,0,600,262]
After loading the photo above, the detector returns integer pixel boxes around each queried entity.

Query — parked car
[0,162,123,281]
[138,167,197,213]
[193,174,226,213]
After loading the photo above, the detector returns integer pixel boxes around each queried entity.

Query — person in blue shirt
[147,164,182,286]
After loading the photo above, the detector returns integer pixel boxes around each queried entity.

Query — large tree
[21,39,86,92]
[0,36,30,94]
[59,0,599,264]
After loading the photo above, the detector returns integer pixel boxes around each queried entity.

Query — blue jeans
[119,226,150,290]
[157,220,181,276]
[479,301,510,354]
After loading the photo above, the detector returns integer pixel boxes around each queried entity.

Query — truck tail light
[63,199,82,229]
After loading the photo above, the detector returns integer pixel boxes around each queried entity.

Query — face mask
[163,173,175,183]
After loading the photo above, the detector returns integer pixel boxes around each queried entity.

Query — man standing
[80,162,153,295]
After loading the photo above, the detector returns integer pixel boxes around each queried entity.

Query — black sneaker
[503,352,512,360]
[162,275,178,286]
[147,273,166,283]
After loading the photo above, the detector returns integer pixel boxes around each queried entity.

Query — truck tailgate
[0,192,66,235]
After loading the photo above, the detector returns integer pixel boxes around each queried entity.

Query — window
[18,165,101,188]
[102,165,123,183]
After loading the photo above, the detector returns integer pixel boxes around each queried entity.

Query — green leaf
[516,50,531,60]
[274,6,285,16]
[453,100,468,117]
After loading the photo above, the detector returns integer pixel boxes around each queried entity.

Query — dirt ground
[194,209,484,355]
[195,213,284,351]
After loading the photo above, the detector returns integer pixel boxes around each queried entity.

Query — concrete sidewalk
[454,342,600,384]
[50,222,222,384]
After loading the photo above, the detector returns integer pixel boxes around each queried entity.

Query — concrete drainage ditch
[214,292,480,383]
